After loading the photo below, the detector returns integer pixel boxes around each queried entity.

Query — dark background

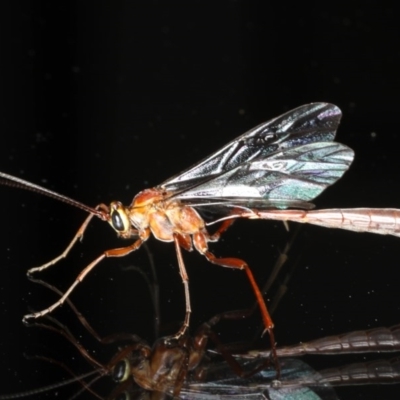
[1,1,399,399]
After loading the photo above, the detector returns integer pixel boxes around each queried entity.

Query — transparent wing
[178,358,338,400]
[170,141,353,206]
[160,103,353,208]
[161,103,345,196]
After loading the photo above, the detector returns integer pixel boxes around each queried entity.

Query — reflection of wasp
[104,320,400,400]
[6,267,399,400]
[12,302,400,400]
[108,332,400,400]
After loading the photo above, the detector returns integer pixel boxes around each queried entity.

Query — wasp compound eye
[112,358,131,383]
[110,202,130,233]
[111,210,125,231]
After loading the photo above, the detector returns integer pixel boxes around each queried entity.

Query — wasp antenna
[0,172,102,217]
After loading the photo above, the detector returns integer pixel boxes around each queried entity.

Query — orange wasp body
[1,103,360,362]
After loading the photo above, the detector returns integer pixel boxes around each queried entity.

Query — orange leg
[193,231,279,373]
[203,252,275,329]
[27,212,97,275]
[23,238,145,322]
[175,232,193,251]
[173,235,191,338]
[27,203,133,276]
[208,217,236,242]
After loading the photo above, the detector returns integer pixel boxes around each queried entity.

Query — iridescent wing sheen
[178,358,339,400]
[161,103,354,209]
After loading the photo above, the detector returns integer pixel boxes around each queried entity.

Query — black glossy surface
[1,2,399,399]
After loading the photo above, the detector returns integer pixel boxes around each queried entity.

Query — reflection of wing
[116,358,338,399]
[161,103,353,208]
[178,358,339,400]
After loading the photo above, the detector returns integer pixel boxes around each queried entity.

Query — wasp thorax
[109,201,131,233]
[132,188,163,207]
